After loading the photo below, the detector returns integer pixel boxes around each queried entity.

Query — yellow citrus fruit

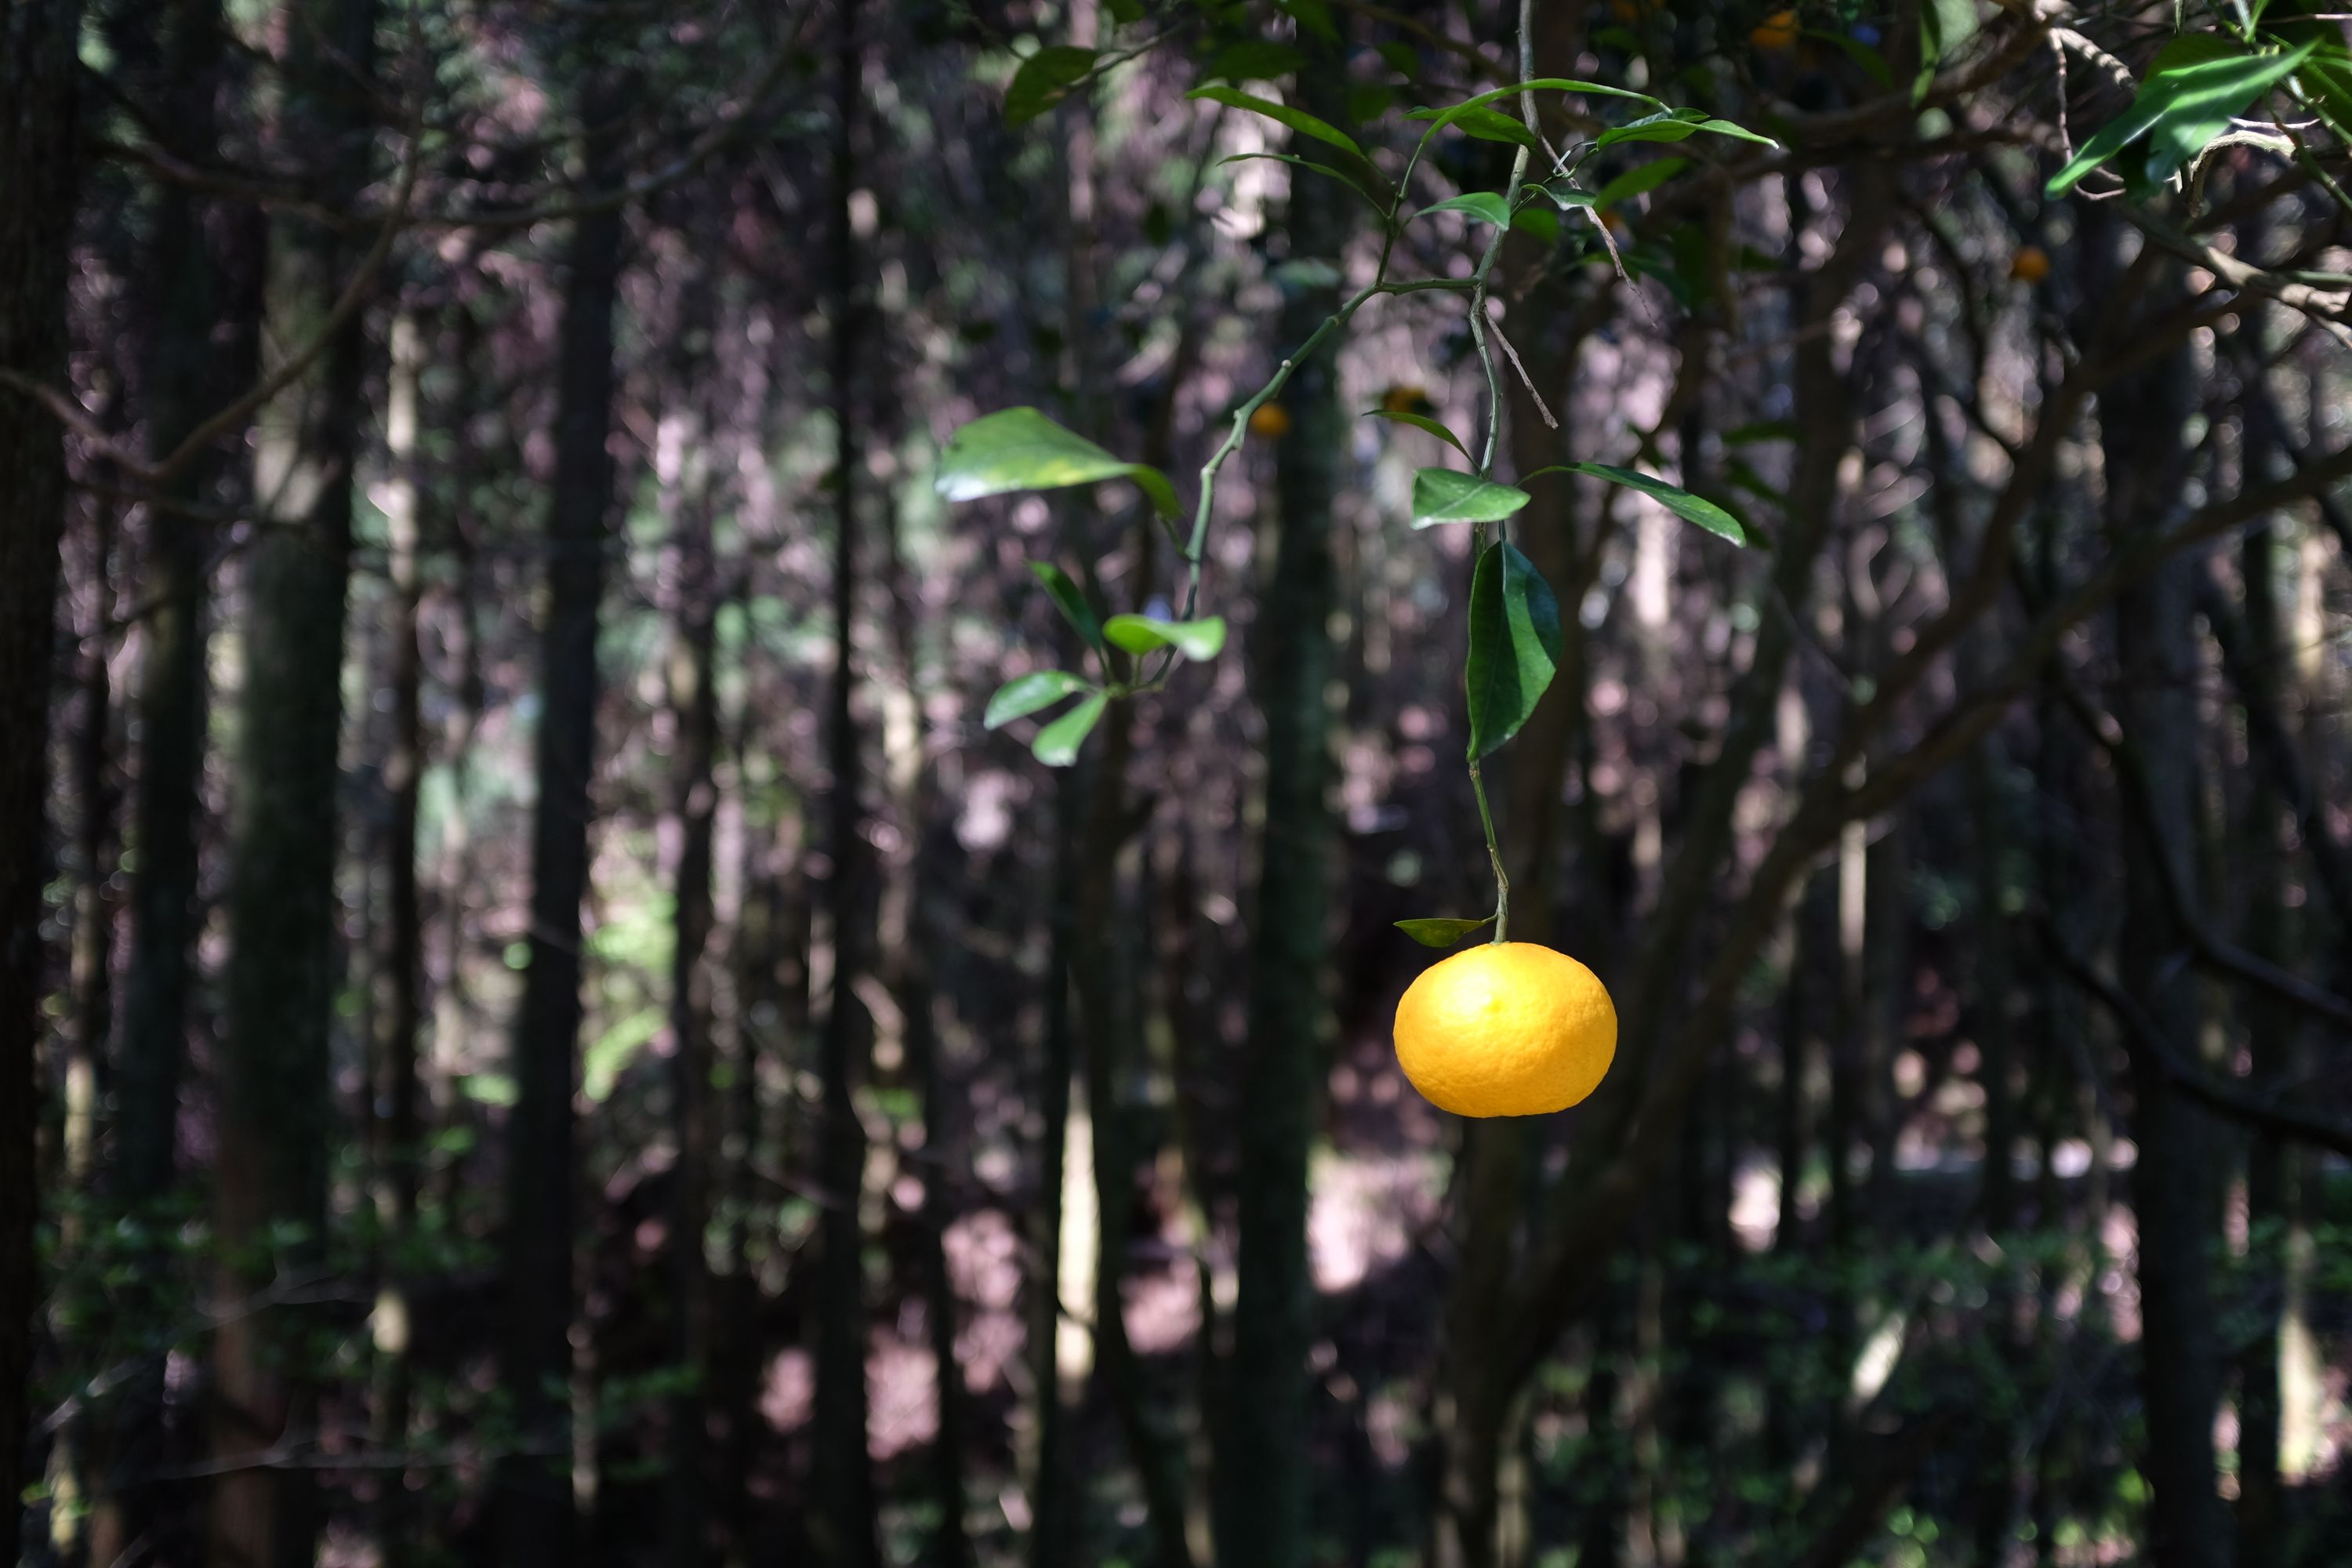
[1393,942,1617,1117]
[2009,245,2051,283]
[1248,401,1292,438]
[1750,9,1799,50]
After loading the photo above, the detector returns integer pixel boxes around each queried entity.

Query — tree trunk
[495,78,624,1568]
[811,13,880,1560]
[0,0,85,1552]
[205,1,373,1560]
[373,309,427,1566]
[662,314,721,1568]
[2231,469,2295,1568]
[2100,263,2228,1568]
[1222,33,1347,1568]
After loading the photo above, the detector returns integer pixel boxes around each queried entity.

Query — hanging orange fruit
[2009,245,2051,283]
[1751,9,1799,50]
[1248,401,1293,438]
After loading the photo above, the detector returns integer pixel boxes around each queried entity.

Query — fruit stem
[1469,757,1508,943]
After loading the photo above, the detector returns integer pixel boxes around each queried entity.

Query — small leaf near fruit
[1396,916,1496,947]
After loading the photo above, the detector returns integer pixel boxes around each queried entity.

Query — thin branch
[2049,674,2352,1032]
[2041,916,2352,1160]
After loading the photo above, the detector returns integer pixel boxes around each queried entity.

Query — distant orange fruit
[1249,402,1292,438]
[2009,245,2051,283]
[1751,9,1799,50]
[1381,383,1432,415]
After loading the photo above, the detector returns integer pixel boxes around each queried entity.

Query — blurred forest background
[4,1,2352,1566]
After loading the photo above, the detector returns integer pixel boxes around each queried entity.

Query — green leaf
[1411,469,1533,529]
[1409,103,1544,150]
[1187,85,1363,158]
[1104,0,1143,20]
[1218,152,1389,215]
[1546,461,1747,545]
[1031,691,1109,767]
[1205,39,1305,82]
[1414,78,1664,145]
[1376,41,1420,79]
[1722,419,1798,445]
[937,407,1181,518]
[1102,615,1228,660]
[1512,205,1561,244]
[1593,156,1687,208]
[1595,109,1777,149]
[1366,408,1472,461]
[1418,191,1513,227]
[1396,916,1495,947]
[1367,408,1471,460]
[1029,561,1105,652]
[2045,39,2315,197]
[1916,0,1980,100]
[985,670,1091,729]
[1007,45,1100,127]
[1464,539,1563,760]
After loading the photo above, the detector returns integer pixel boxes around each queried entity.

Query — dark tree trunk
[662,307,721,1568]
[2101,266,2228,1568]
[1224,32,1348,1568]
[2232,469,2296,1568]
[100,4,258,1554]
[209,5,374,1561]
[495,79,625,1568]
[374,309,427,1566]
[205,0,373,1560]
[0,0,85,1554]
[811,14,879,1563]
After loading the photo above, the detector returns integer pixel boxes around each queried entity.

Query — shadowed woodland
[5,1,2352,1565]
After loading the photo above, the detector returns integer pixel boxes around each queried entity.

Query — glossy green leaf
[1101,615,1228,660]
[1365,408,1472,461]
[1512,206,1561,244]
[1545,461,1747,545]
[1464,539,1563,760]
[1007,46,1100,126]
[1593,156,1687,208]
[937,407,1181,518]
[1031,691,1109,767]
[1595,109,1777,149]
[1187,85,1364,158]
[985,671,1091,730]
[1029,561,1105,651]
[1409,103,1543,150]
[2046,39,2315,197]
[1396,916,1495,947]
[1414,78,1663,145]
[1418,191,1513,227]
[1412,469,1532,529]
